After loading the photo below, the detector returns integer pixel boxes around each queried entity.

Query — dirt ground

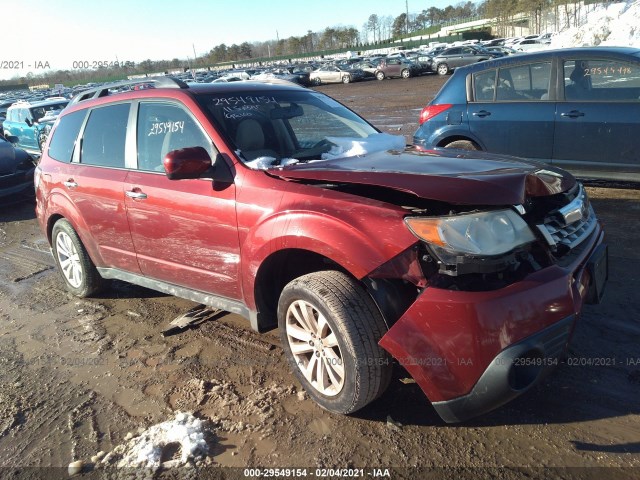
[0,75,639,479]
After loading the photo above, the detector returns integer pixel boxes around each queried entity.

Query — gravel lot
[0,74,638,479]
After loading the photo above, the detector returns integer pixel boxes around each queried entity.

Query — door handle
[472,110,491,118]
[63,180,78,188]
[126,190,148,200]
[561,110,585,118]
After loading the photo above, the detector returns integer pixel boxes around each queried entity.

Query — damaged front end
[363,181,606,423]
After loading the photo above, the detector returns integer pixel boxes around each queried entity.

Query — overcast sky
[2,0,460,80]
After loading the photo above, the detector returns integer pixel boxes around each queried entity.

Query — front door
[124,101,241,299]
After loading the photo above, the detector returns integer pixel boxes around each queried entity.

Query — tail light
[419,104,452,125]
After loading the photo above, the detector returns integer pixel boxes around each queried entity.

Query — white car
[512,39,548,52]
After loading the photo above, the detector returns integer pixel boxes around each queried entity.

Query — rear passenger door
[124,100,241,300]
[467,61,556,161]
[61,103,140,273]
[552,57,640,176]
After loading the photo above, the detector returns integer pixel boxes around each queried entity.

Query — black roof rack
[68,76,189,106]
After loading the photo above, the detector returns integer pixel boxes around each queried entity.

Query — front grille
[535,184,597,251]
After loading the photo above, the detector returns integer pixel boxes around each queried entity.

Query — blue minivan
[413,47,640,182]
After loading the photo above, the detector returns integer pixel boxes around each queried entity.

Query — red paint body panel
[123,171,241,299]
[379,228,603,402]
[274,148,575,205]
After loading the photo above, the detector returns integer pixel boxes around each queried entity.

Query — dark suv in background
[35,77,607,423]
[414,47,640,182]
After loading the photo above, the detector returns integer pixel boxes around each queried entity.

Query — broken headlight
[405,210,536,276]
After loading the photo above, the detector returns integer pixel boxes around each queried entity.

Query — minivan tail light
[419,104,452,124]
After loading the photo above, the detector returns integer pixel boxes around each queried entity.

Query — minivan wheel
[278,271,392,414]
[376,71,385,81]
[444,140,479,151]
[401,69,411,79]
[342,75,351,84]
[437,63,450,75]
[51,219,104,297]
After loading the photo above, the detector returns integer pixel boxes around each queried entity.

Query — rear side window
[473,70,497,101]
[564,59,640,101]
[80,103,130,168]
[496,62,551,100]
[48,110,86,163]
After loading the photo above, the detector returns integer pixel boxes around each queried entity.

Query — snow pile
[245,156,278,169]
[550,0,640,48]
[243,133,406,170]
[320,132,406,160]
[99,412,208,470]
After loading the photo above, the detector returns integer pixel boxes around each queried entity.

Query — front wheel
[376,71,385,81]
[278,271,392,414]
[312,77,322,86]
[437,63,450,75]
[51,219,104,297]
[401,69,411,79]
[342,75,351,84]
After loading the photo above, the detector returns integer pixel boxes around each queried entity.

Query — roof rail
[68,76,189,106]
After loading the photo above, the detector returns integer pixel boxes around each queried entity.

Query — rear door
[467,61,556,160]
[124,100,241,299]
[56,103,140,272]
[552,57,640,177]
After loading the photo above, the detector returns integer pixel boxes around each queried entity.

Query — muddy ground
[0,75,638,479]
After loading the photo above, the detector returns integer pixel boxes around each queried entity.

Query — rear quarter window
[48,110,86,162]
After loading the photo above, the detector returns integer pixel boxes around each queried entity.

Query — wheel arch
[45,193,105,268]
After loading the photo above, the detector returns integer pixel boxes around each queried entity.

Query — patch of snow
[550,0,640,48]
[321,132,406,160]
[245,156,278,170]
[99,411,208,470]
[280,158,299,166]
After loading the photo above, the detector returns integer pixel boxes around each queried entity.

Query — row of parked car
[1,44,638,203]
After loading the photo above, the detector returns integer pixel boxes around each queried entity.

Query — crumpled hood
[272,147,575,205]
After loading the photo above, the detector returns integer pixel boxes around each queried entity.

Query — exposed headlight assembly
[405,209,536,276]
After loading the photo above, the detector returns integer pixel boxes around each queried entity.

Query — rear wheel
[278,271,392,414]
[444,140,479,151]
[401,69,411,79]
[376,71,385,81]
[342,75,351,84]
[51,219,104,297]
[437,63,450,75]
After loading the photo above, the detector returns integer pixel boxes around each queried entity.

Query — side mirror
[164,147,212,180]
[163,147,234,183]
[25,118,33,127]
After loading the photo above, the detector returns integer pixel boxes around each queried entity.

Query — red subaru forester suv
[35,77,607,422]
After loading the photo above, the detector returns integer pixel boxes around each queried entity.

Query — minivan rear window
[48,110,86,163]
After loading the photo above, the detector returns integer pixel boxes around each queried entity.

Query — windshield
[196,90,382,168]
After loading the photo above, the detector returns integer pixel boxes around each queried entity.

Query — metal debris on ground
[161,304,223,337]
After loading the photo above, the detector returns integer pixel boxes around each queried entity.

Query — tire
[444,140,479,151]
[437,63,450,75]
[375,71,385,81]
[312,77,322,86]
[401,69,411,79]
[51,219,104,297]
[342,75,351,84]
[278,271,392,414]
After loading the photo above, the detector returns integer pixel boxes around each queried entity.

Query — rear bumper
[379,228,606,422]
